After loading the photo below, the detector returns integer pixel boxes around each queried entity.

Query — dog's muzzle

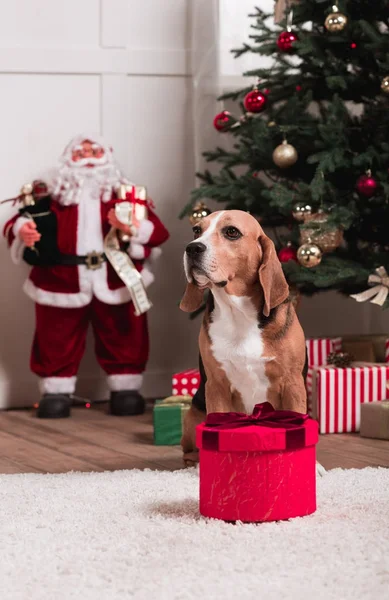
[185,242,206,263]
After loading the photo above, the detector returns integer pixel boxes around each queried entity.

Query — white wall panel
[0,74,101,408]
[126,0,188,52]
[120,76,198,394]
[0,0,99,48]
[0,0,195,408]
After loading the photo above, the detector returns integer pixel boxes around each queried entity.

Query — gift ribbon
[202,402,308,451]
[104,201,152,316]
[350,266,389,306]
[157,395,192,406]
[157,396,191,437]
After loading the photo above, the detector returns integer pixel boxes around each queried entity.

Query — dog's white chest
[208,293,271,414]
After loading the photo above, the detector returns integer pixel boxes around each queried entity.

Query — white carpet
[1,467,388,600]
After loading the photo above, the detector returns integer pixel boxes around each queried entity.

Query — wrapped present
[360,401,389,440]
[308,363,389,434]
[172,369,200,396]
[196,402,318,523]
[153,395,192,445]
[342,334,389,364]
[306,337,342,367]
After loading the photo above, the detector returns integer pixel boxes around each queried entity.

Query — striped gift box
[308,363,389,434]
[306,338,343,367]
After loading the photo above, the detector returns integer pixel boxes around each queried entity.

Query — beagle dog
[180,209,307,465]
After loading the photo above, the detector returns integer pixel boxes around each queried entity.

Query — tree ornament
[243,88,267,113]
[299,211,343,253]
[273,140,298,168]
[213,110,232,132]
[327,351,353,368]
[324,5,348,32]
[292,202,312,222]
[356,171,378,198]
[300,224,343,253]
[277,30,299,52]
[278,242,297,263]
[381,76,389,95]
[297,242,322,268]
[189,202,211,225]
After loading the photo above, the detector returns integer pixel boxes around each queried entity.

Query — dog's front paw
[183,451,199,468]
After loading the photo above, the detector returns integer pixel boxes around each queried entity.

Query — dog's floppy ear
[258,234,289,317]
[180,283,204,313]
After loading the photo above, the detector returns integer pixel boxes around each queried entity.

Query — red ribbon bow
[202,402,309,451]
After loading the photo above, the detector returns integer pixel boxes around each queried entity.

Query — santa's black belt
[58,252,107,270]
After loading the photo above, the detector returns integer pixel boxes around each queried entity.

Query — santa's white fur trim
[10,216,33,265]
[22,264,153,308]
[134,219,154,245]
[39,376,77,394]
[148,247,162,263]
[23,278,92,307]
[13,216,32,237]
[128,242,145,260]
[107,374,143,391]
[10,237,25,265]
[140,266,154,288]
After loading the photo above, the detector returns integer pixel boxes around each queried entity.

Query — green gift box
[153,396,192,445]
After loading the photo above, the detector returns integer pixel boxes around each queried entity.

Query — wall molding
[0,48,189,76]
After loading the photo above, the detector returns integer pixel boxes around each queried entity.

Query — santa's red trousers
[30,298,149,378]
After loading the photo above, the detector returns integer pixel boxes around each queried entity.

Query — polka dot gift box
[172,369,200,397]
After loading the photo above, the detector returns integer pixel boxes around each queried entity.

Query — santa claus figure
[3,134,169,418]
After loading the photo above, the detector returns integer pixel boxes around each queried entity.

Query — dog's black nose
[186,242,206,256]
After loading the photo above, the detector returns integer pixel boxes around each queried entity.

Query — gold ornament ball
[324,6,348,32]
[297,242,322,268]
[273,140,298,169]
[189,202,211,225]
[292,202,313,222]
[381,76,389,95]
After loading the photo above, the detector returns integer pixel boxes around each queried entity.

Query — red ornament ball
[213,110,231,132]
[278,245,298,263]
[296,85,302,92]
[243,89,267,113]
[277,30,299,52]
[350,42,357,49]
[356,174,378,197]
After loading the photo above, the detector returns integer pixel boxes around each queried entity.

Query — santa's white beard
[53,163,128,205]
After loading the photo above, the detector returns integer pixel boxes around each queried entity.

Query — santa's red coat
[3,194,169,308]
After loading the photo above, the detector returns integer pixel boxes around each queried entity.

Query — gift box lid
[196,403,318,453]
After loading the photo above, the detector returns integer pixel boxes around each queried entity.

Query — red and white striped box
[307,363,389,434]
[306,338,343,367]
[172,369,200,397]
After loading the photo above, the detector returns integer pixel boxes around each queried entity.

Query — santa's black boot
[36,394,71,419]
[110,390,145,416]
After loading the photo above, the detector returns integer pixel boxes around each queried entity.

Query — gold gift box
[360,401,389,440]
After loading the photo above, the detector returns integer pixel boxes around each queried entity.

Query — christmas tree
[183,0,389,308]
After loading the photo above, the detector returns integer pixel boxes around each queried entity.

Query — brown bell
[189,202,211,225]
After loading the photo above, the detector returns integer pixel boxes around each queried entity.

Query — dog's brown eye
[192,226,201,239]
[223,226,242,240]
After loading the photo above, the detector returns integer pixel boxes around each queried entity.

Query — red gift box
[196,403,318,523]
[172,369,200,396]
[306,337,342,367]
[308,363,389,434]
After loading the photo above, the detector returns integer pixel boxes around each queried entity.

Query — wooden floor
[0,403,388,474]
